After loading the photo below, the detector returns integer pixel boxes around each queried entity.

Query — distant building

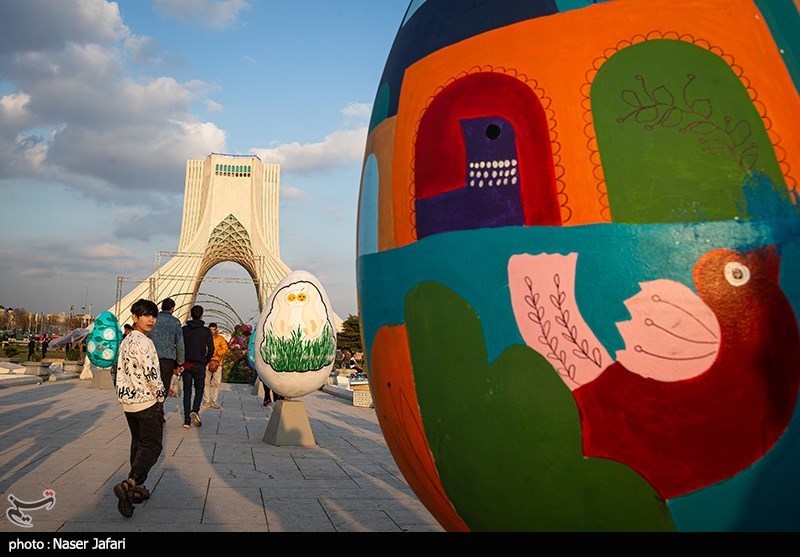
[74,314,92,328]
[47,312,70,325]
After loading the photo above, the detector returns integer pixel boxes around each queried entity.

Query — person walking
[201,323,228,409]
[41,337,49,359]
[180,305,214,429]
[112,299,165,518]
[147,298,185,407]
[27,337,35,360]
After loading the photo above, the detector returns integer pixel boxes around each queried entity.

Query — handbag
[208,359,220,372]
[169,374,182,397]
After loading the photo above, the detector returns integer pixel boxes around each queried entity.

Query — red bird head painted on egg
[694,246,782,320]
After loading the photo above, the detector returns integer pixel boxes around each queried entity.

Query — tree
[336,314,363,353]
[12,308,29,332]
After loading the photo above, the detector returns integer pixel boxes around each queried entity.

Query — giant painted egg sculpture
[86,311,123,369]
[357,0,800,531]
[255,270,336,399]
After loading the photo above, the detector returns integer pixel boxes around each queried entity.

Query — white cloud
[0,0,128,55]
[325,206,348,222]
[214,262,240,272]
[19,135,48,170]
[341,102,372,120]
[123,34,186,70]
[112,203,183,242]
[251,128,367,175]
[0,240,145,281]
[124,35,162,65]
[0,23,226,198]
[341,102,372,128]
[280,186,312,200]
[19,268,50,278]
[206,99,223,112]
[0,93,35,132]
[78,243,135,259]
[154,0,251,30]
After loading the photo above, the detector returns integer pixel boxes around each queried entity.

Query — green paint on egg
[592,39,787,223]
[368,83,391,133]
[404,282,675,531]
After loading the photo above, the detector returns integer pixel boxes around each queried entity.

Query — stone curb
[0,375,44,388]
[0,372,81,388]
[48,372,81,382]
[321,384,354,402]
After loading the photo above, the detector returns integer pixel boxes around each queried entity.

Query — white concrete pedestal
[252,380,265,398]
[263,400,315,446]
[91,367,115,390]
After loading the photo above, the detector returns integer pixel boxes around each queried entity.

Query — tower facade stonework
[114,154,292,324]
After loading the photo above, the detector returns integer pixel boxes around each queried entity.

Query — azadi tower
[113,153,293,324]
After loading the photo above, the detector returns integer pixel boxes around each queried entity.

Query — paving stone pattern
[0,381,443,532]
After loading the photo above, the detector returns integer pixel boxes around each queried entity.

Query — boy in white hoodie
[113,299,166,518]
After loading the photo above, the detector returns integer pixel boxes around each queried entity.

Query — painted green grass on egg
[262,324,335,372]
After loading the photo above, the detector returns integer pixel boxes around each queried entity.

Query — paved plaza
[0,379,443,533]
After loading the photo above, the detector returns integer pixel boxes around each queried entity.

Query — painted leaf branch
[524,276,576,381]
[618,74,758,173]
[550,274,603,368]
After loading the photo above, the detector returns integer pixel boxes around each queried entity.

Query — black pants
[182,365,205,422]
[159,358,176,397]
[125,403,164,486]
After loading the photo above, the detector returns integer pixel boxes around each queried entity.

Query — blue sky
[0,0,410,325]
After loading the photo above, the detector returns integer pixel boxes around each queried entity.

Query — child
[112,299,166,518]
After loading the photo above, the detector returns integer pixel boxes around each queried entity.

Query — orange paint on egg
[369,325,469,532]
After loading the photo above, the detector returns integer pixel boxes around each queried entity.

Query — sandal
[130,485,150,504]
[113,479,135,518]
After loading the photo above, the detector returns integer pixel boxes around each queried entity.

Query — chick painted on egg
[256,270,336,399]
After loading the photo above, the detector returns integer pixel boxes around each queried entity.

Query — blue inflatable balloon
[86,311,122,368]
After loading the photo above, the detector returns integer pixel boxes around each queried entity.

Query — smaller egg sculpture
[255,270,336,399]
[86,311,123,369]
[247,325,257,370]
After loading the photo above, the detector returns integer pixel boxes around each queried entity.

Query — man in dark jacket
[181,305,214,429]
[147,298,185,400]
